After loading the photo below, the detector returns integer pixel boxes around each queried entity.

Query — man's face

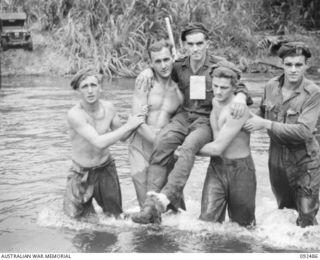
[150,47,173,79]
[212,77,234,103]
[184,32,208,62]
[282,55,308,84]
[78,75,101,104]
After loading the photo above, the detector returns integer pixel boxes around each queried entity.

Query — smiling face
[282,55,308,84]
[184,32,208,63]
[150,47,174,79]
[212,77,234,103]
[78,75,101,104]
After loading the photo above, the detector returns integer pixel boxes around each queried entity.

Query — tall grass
[9,0,320,77]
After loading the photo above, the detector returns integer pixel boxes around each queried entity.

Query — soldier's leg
[199,158,227,223]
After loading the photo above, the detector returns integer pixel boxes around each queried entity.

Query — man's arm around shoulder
[199,106,250,157]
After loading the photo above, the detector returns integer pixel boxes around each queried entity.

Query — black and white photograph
[1,0,320,257]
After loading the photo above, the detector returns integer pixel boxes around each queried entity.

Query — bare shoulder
[101,100,115,110]
[228,102,250,123]
[100,100,117,118]
[134,76,151,95]
[171,80,179,90]
[67,104,85,126]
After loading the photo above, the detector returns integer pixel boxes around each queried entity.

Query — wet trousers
[63,156,122,218]
[269,143,320,227]
[145,111,212,210]
[199,155,256,226]
[128,132,153,207]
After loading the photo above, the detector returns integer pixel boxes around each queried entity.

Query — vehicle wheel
[26,38,33,51]
[1,38,8,51]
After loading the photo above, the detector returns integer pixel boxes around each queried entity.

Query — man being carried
[129,39,184,208]
[63,69,144,218]
[244,42,320,227]
[197,63,256,227]
[132,22,252,224]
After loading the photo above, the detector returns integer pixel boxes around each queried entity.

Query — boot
[131,204,161,224]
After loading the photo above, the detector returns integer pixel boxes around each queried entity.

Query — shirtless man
[129,39,184,208]
[63,69,144,218]
[196,63,256,226]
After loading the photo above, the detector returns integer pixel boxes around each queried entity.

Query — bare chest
[82,109,113,134]
[147,83,180,113]
[210,106,229,134]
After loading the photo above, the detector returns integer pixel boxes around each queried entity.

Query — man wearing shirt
[244,42,320,227]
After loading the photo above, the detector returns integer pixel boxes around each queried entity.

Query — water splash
[37,198,320,251]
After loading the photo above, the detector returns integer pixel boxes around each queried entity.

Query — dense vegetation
[6,0,320,77]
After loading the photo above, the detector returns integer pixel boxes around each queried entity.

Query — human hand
[135,68,154,93]
[140,104,149,116]
[230,92,247,119]
[243,112,271,132]
[127,114,145,129]
[174,145,182,159]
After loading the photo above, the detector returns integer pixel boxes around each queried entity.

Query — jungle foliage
[5,0,320,77]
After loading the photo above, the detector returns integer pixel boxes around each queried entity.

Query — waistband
[71,155,114,174]
[210,154,253,166]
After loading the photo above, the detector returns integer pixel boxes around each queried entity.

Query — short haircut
[212,67,238,87]
[147,39,173,59]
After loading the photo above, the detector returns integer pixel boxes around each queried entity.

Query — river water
[1,75,320,253]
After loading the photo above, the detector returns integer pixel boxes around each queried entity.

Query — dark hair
[147,39,173,59]
[212,67,238,87]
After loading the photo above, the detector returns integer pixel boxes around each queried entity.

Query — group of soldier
[62,22,320,228]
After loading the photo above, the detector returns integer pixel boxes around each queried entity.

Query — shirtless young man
[196,64,256,227]
[129,40,184,208]
[63,70,144,218]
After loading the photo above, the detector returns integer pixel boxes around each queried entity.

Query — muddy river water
[0,75,320,252]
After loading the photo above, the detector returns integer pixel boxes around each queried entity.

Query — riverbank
[1,29,320,77]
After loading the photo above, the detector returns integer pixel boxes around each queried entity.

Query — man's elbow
[206,146,223,157]
[212,147,223,156]
[92,140,107,150]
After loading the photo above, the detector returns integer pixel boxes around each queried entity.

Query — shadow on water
[1,75,320,252]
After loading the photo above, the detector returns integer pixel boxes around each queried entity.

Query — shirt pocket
[264,102,277,121]
[285,109,299,124]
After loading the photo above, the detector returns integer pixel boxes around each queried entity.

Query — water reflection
[72,231,118,253]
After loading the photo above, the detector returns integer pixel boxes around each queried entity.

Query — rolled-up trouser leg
[228,155,256,226]
[63,172,95,218]
[162,121,212,208]
[268,144,296,210]
[199,159,227,222]
[296,193,319,227]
